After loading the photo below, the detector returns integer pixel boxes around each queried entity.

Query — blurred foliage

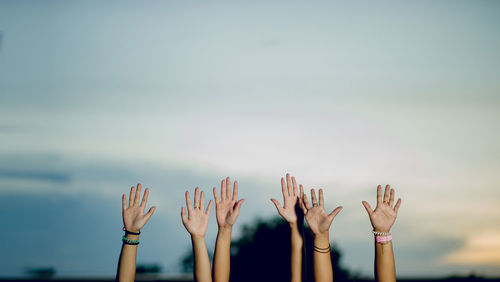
[181,248,213,273]
[136,264,162,273]
[26,267,56,279]
[181,216,350,282]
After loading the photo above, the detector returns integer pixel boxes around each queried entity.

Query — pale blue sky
[1,0,500,278]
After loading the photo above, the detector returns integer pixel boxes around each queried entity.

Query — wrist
[313,231,329,240]
[191,234,206,242]
[218,225,233,233]
[313,233,330,251]
[125,234,139,240]
[123,226,141,234]
[373,227,391,233]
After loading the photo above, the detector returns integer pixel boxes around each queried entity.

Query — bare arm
[270,174,304,282]
[213,177,244,282]
[300,189,342,282]
[117,184,156,282]
[362,185,402,282]
[181,188,213,282]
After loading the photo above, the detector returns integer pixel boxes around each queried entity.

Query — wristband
[122,235,140,245]
[375,235,392,243]
[123,227,141,235]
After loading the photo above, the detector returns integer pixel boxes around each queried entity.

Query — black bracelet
[313,244,331,253]
[123,227,141,235]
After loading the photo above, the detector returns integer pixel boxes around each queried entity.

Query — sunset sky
[1,0,500,278]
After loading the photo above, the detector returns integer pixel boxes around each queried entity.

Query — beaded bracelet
[372,230,390,236]
[122,235,140,245]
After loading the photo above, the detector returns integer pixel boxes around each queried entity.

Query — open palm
[300,188,342,236]
[213,177,244,227]
[362,185,402,233]
[122,184,156,233]
[181,187,213,237]
[271,174,303,223]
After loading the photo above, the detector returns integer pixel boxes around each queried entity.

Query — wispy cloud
[0,170,70,183]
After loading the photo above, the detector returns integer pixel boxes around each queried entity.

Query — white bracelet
[372,230,391,236]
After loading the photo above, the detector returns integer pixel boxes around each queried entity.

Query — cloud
[441,230,500,266]
[0,170,70,183]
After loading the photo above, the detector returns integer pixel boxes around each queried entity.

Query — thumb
[234,199,245,212]
[362,201,373,217]
[328,206,343,222]
[205,200,213,215]
[145,206,156,222]
[270,198,284,213]
[181,206,188,223]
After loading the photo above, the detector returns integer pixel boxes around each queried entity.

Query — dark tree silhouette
[26,267,56,279]
[136,264,162,274]
[231,217,350,282]
[181,217,350,282]
[181,248,214,273]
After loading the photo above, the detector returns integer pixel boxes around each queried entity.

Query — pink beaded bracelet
[375,235,392,243]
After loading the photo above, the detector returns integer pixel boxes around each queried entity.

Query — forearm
[313,233,333,282]
[192,235,212,282]
[117,234,139,282]
[213,226,232,282]
[290,222,303,282]
[374,240,396,282]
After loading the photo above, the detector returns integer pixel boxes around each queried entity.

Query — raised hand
[271,173,303,223]
[362,185,402,233]
[300,188,342,236]
[122,183,156,233]
[181,188,213,237]
[213,177,244,228]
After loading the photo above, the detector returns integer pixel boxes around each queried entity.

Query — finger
[292,176,298,197]
[200,190,205,210]
[185,191,193,215]
[226,177,231,199]
[270,198,284,214]
[221,179,225,200]
[298,184,305,211]
[213,187,220,204]
[122,194,127,212]
[383,184,390,204]
[281,177,287,199]
[311,189,318,206]
[389,188,395,207]
[234,199,245,213]
[328,206,343,222]
[181,207,188,223]
[394,198,402,213]
[302,193,311,210]
[144,206,156,222]
[194,187,200,209]
[319,189,324,206]
[362,201,373,217]
[376,185,382,205]
[205,200,213,215]
[129,186,135,208]
[140,188,149,208]
[134,183,142,206]
[233,181,238,201]
[286,173,292,196]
